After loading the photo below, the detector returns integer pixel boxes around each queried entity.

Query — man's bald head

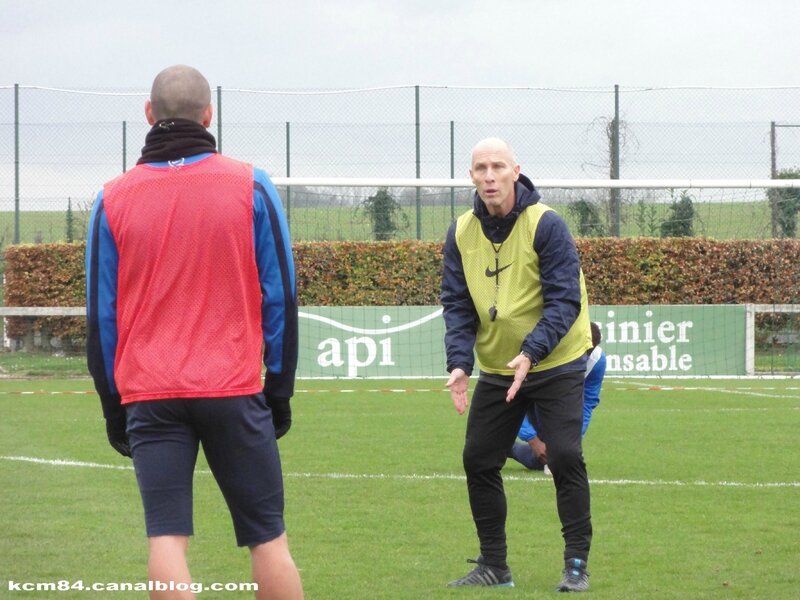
[470,137,517,168]
[148,65,211,123]
[469,137,520,217]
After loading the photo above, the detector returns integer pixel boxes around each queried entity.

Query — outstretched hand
[446,368,470,415]
[505,353,532,402]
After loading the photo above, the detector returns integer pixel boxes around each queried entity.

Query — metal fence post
[770,121,777,178]
[610,84,621,237]
[415,85,421,240]
[216,86,222,154]
[14,83,20,244]
[122,121,127,173]
[285,121,291,226]
[450,120,455,222]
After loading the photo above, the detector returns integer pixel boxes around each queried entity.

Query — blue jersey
[518,346,606,441]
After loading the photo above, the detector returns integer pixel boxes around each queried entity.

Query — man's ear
[145,100,156,125]
[201,104,213,128]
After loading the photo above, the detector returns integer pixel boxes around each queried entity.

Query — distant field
[0,199,777,248]
[1,377,798,599]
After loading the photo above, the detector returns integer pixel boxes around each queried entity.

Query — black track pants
[462,369,592,567]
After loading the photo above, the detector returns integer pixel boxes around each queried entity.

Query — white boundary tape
[2,455,797,489]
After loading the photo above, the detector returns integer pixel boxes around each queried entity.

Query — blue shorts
[125,394,285,547]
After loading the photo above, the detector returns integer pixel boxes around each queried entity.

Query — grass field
[1,377,799,599]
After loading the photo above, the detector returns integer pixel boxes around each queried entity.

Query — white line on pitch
[618,382,800,400]
[603,407,793,413]
[283,471,799,488]
[1,455,797,489]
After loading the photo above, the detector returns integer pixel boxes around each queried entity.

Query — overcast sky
[3,0,800,90]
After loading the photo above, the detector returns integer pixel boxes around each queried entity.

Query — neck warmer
[137,118,217,165]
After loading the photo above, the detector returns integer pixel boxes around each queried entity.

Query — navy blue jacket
[441,174,584,376]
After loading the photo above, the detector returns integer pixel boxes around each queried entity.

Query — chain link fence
[3,85,800,246]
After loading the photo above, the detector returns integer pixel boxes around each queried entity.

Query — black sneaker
[556,558,589,592]
[447,557,514,588]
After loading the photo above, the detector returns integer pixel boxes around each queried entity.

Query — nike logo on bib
[485,263,513,277]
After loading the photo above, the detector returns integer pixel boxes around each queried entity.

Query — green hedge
[577,238,800,304]
[294,241,441,305]
[295,238,800,305]
[4,243,86,339]
[4,238,800,340]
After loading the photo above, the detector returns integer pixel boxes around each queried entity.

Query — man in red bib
[86,65,303,599]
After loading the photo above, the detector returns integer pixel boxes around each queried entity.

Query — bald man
[441,138,594,592]
[86,65,303,599]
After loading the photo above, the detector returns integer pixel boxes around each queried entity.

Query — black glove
[105,414,132,458]
[264,394,292,439]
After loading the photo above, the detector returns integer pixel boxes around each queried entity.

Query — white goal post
[269,177,800,189]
